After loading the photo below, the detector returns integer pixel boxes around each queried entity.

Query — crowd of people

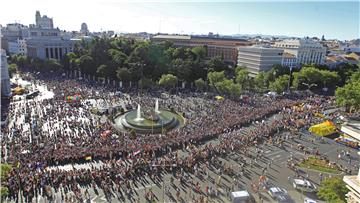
[0,70,348,202]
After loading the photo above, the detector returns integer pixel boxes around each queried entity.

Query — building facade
[0,23,29,51]
[151,34,252,64]
[0,49,11,97]
[343,152,360,203]
[237,45,284,75]
[282,52,298,69]
[26,25,76,60]
[8,39,27,55]
[80,23,89,35]
[273,39,326,65]
[35,11,53,29]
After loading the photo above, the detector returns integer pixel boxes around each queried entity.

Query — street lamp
[302,82,317,91]
[287,67,293,92]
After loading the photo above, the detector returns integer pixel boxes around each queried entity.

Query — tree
[1,164,12,198]
[191,46,207,62]
[78,55,95,74]
[116,68,132,82]
[96,64,108,77]
[139,77,154,89]
[333,63,359,86]
[208,57,228,72]
[207,71,226,91]
[158,74,178,89]
[335,69,360,112]
[254,72,267,92]
[317,177,348,203]
[235,68,251,91]
[8,63,18,78]
[292,66,322,90]
[170,59,192,82]
[194,78,206,91]
[269,75,290,93]
[321,69,340,88]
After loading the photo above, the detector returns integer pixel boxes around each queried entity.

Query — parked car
[267,187,294,202]
[292,179,317,192]
[26,90,40,99]
[230,190,254,203]
[304,197,317,203]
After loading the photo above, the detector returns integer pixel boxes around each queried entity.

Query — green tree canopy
[317,177,348,203]
[269,74,290,93]
[1,164,12,198]
[158,74,178,89]
[335,69,360,112]
[235,68,251,90]
[254,71,267,92]
[116,67,132,82]
[194,78,206,91]
[208,57,228,72]
[8,63,18,78]
[207,71,226,85]
[191,46,207,62]
[292,66,340,90]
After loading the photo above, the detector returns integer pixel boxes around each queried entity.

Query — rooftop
[152,35,191,40]
[341,119,360,141]
[283,52,296,58]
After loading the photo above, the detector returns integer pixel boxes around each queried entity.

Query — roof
[269,187,284,193]
[152,35,191,40]
[192,35,248,42]
[231,190,250,198]
[342,119,360,141]
[293,179,312,186]
[345,52,359,61]
[283,52,296,58]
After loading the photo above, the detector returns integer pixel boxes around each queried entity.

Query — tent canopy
[309,120,337,136]
[215,95,224,100]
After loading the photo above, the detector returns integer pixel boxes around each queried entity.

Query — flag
[133,150,141,156]
[85,156,92,161]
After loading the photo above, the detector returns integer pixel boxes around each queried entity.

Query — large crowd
[0,71,345,202]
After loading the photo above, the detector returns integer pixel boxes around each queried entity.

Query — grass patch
[299,157,341,174]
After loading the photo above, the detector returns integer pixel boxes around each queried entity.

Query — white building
[0,23,29,51]
[282,52,298,69]
[273,39,326,65]
[26,11,75,60]
[237,45,284,75]
[8,39,27,55]
[35,11,53,29]
[0,49,11,96]
[343,152,360,203]
[80,23,89,35]
[26,27,75,60]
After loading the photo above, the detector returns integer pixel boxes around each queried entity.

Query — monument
[113,99,185,134]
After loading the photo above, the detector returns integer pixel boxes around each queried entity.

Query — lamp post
[302,82,317,91]
[136,62,145,96]
[287,67,293,92]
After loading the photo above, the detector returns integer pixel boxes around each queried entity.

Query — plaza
[1,70,359,203]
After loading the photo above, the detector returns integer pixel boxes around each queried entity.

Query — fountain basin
[114,109,185,134]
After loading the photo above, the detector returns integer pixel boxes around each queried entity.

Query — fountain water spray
[155,99,160,114]
[134,104,144,122]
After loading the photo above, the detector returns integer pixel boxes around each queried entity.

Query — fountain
[134,104,144,122]
[155,99,160,114]
[113,99,185,134]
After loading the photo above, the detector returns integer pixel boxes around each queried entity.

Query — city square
[1,1,360,203]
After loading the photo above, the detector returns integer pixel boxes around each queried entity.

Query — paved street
[12,117,358,203]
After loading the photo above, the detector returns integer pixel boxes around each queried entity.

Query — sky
[1,0,359,40]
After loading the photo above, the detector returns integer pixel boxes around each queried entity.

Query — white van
[230,190,253,203]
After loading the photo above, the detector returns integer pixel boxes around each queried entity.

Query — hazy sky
[1,0,359,40]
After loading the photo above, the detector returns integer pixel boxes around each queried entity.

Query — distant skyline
[1,0,359,40]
